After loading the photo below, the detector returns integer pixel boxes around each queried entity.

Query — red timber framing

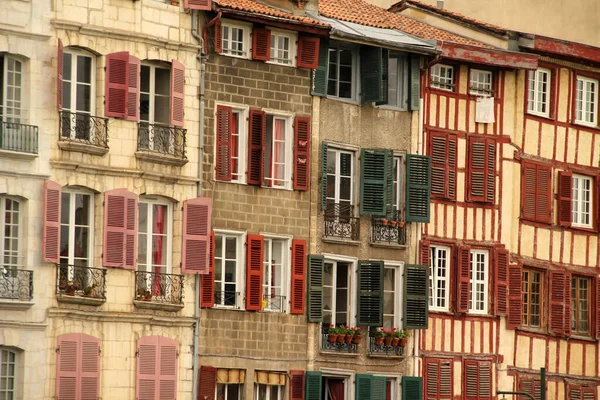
[439,43,538,70]
[524,36,600,67]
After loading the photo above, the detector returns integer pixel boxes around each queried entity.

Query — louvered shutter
[507,264,522,329]
[360,149,390,216]
[582,388,596,400]
[104,51,129,118]
[402,376,423,400]
[357,260,384,326]
[182,197,212,274]
[158,337,178,399]
[464,361,478,400]
[563,271,571,336]
[404,264,429,329]
[425,359,452,400]
[429,132,457,200]
[201,232,215,308]
[558,171,572,226]
[183,0,211,10]
[569,387,582,400]
[252,28,271,61]
[409,55,421,111]
[439,360,452,400]
[320,141,328,211]
[248,109,265,186]
[170,60,185,127]
[457,246,471,313]
[405,154,431,222]
[468,138,496,203]
[522,162,552,223]
[356,374,373,400]
[305,371,322,400]
[522,161,537,221]
[199,366,217,400]
[596,278,600,339]
[56,334,79,400]
[297,36,320,69]
[136,336,158,400]
[246,234,264,311]
[80,335,101,400]
[215,105,233,181]
[43,180,62,263]
[519,378,541,400]
[57,39,63,109]
[293,116,311,191]
[376,49,389,106]
[495,247,509,315]
[536,164,552,223]
[360,46,384,103]
[290,371,305,400]
[420,240,431,266]
[372,376,386,400]
[214,20,222,53]
[311,38,329,96]
[479,362,492,400]
[103,189,138,269]
[549,270,566,335]
[307,255,324,322]
[126,55,141,121]
[290,239,307,314]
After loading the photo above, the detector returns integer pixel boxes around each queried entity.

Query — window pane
[63,53,72,80]
[76,55,92,84]
[76,84,91,112]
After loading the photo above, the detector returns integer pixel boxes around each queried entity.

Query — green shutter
[376,49,389,106]
[360,148,391,216]
[321,141,329,211]
[305,371,323,400]
[372,376,386,400]
[357,260,384,326]
[307,255,324,322]
[409,55,421,111]
[360,46,384,103]
[403,264,429,329]
[312,39,329,97]
[405,154,431,223]
[356,375,373,400]
[402,377,423,400]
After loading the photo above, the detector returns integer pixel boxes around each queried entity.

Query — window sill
[374,105,409,112]
[0,148,38,160]
[572,120,599,130]
[266,60,295,68]
[368,353,406,359]
[58,140,109,156]
[369,242,408,250]
[133,300,184,312]
[322,237,360,246]
[219,52,251,61]
[0,298,35,310]
[319,350,360,357]
[135,151,188,166]
[57,294,105,306]
[525,112,554,122]
[569,334,596,342]
[324,96,360,106]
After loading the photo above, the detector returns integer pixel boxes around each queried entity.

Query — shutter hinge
[176,351,180,358]
[135,350,139,357]
[98,347,102,355]
[56,346,60,354]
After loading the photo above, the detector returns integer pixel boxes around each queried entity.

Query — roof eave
[217,7,331,35]
[439,41,539,70]
[331,30,438,55]
[519,35,600,66]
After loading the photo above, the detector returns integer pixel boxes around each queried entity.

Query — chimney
[437,0,444,8]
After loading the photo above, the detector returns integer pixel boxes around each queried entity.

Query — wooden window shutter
[57,39,63,109]
[519,378,541,400]
[199,366,217,400]
[252,28,271,61]
[320,141,328,211]
[596,278,600,339]
[80,335,101,400]
[215,105,233,182]
[201,232,215,308]
[409,55,421,111]
[486,141,496,203]
[305,371,323,400]
[402,376,423,400]
[558,171,572,226]
[582,388,596,400]
[429,132,457,200]
[372,376,386,400]
[521,161,537,221]
[404,264,429,329]
[549,270,567,335]
[214,20,222,53]
[293,116,311,191]
[376,49,389,106]
[464,361,478,400]
[182,197,212,274]
[405,154,431,223]
[311,38,329,97]
[494,247,509,315]
[507,264,522,329]
[457,245,471,313]
[297,36,320,69]
[290,371,305,400]
[360,46,384,103]
[468,138,496,203]
[569,387,582,400]
[183,0,212,10]
[360,149,391,216]
[126,55,141,121]
[563,271,572,336]
[56,333,100,400]
[170,60,186,127]
[420,240,431,266]
[104,51,129,118]
[356,374,373,400]
[307,255,324,322]
[43,180,62,263]
[425,359,452,400]
[137,336,178,400]
[158,337,178,399]
[247,109,266,186]
[522,161,552,223]
[103,189,138,269]
[245,234,264,311]
[536,164,552,223]
[357,260,384,326]
[290,239,307,314]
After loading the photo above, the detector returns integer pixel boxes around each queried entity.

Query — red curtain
[328,379,345,400]
[152,205,165,295]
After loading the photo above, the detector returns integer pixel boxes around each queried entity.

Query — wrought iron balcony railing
[0,120,38,154]
[135,271,184,305]
[323,203,360,241]
[59,110,109,148]
[0,268,33,300]
[214,290,240,308]
[137,123,187,160]
[368,331,406,356]
[55,264,106,300]
[321,325,359,353]
[371,210,406,245]
[262,293,285,312]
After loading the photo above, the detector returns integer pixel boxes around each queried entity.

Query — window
[463,360,492,400]
[138,198,172,274]
[140,63,170,126]
[527,68,551,117]
[218,383,243,400]
[425,358,452,400]
[0,197,20,272]
[322,259,353,326]
[0,348,16,400]
[430,64,454,91]
[269,31,296,66]
[571,276,590,335]
[214,232,243,307]
[469,250,488,314]
[391,156,403,214]
[221,22,250,58]
[264,114,292,189]
[469,69,493,96]
[322,376,348,400]
[0,55,24,123]
[60,48,95,140]
[572,174,593,228]
[522,269,542,328]
[229,110,246,183]
[262,237,289,312]
[386,378,398,400]
[326,148,354,208]
[429,132,457,200]
[384,54,408,109]
[575,76,598,126]
[255,383,284,400]
[327,45,356,99]
[382,265,401,329]
[429,245,450,312]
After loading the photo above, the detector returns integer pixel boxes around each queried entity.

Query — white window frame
[60,189,94,269]
[0,196,22,272]
[213,103,249,185]
[137,197,173,274]
[327,44,359,101]
[392,155,404,215]
[0,348,17,400]
[61,48,96,116]
[430,64,454,91]
[1,54,25,123]
[216,382,244,400]
[377,53,408,110]
[383,261,403,330]
[261,234,290,313]
[429,245,450,312]
[321,370,353,400]
[469,249,489,315]
[254,382,284,400]
[572,174,593,228]
[268,29,297,67]
[140,62,171,126]
[469,69,493,96]
[322,254,357,328]
[527,67,551,117]
[221,20,252,60]
[575,75,598,127]
[213,229,246,309]
[263,111,293,190]
[326,147,355,206]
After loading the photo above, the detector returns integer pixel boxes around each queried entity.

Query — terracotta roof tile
[214,0,328,27]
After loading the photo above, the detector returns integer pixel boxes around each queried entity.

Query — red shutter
[420,240,431,265]
[252,28,271,61]
[464,360,479,400]
[136,336,158,400]
[430,132,456,200]
[215,105,233,182]
[43,180,62,263]
[214,20,222,53]
[558,171,572,227]
[290,371,305,400]
[507,264,522,329]
[104,51,129,118]
[293,116,310,191]
[425,358,452,400]
[297,36,320,69]
[56,333,79,400]
[596,278,600,339]
[468,138,495,203]
[522,161,552,223]
[200,232,215,308]
[457,245,471,313]
[170,59,185,127]
[57,39,63,109]
[495,247,509,316]
[158,337,178,399]
[182,198,212,274]
[199,366,217,400]
[563,271,571,337]
[486,141,496,203]
[536,165,552,223]
[103,189,138,269]
[522,161,537,221]
[80,334,101,400]
[183,0,211,10]
[290,239,306,314]
[126,55,140,121]
[247,109,265,186]
[549,270,566,335]
[125,192,138,269]
[245,234,264,311]
[479,362,492,400]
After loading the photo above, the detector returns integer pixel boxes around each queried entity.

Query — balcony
[321,325,359,354]
[370,210,406,246]
[262,293,285,312]
[55,264,106,306]
[136,123,188,166]
[368,331,406,357]
[58,110,109,155]
[0,268,33,309]
[323,203,360,242]
[0,119,38,158]
[134,271,184,311]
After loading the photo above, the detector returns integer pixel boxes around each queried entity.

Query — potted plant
[352,327,362,344]
[336,325,346,343]
[136,288,152,301]
[381,218,389,226]
[398,330,410,347]
[390,220,397,228]
[65,281,76,296]
[327,324,339,343]
[344,326,353,344]
[391,328,401,346]
[83,283,97,297]
[383,328,394,346]
[374,328,385,346]
[398,221,405,228]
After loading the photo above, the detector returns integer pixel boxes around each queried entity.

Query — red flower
[330,324,334,327]
[345,325,349,329]
[357,327,361,331]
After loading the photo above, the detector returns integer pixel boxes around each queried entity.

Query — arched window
[0,347,18,399]
[0,54,25,124]
[137,196,172,274]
